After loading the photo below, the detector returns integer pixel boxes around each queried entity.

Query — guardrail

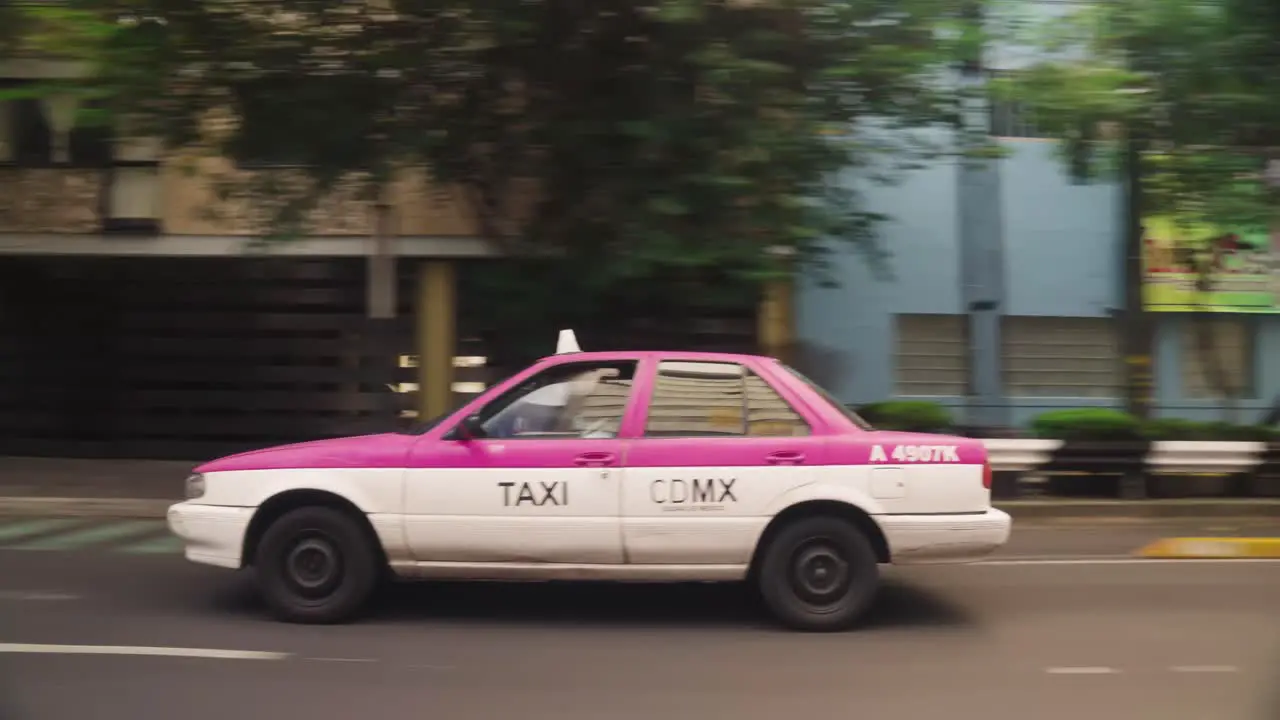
[979,438,1280,500]
[982,439,1063,472]
[1145,441,1266,474]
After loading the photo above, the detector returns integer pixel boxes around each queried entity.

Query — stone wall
[160,158,481,237]
[0,169,102,233]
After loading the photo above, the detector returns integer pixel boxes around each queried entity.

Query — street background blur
[0,0,1278,462]
[0,0,1279,718]
[1,0,1280,468]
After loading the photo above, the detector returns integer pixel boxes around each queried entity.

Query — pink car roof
[534,350,775,365]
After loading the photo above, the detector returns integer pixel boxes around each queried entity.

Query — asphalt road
[1,532,1279,720]
[1,514,1277,557]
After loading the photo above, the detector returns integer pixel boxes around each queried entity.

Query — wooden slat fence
[0,256,753,460]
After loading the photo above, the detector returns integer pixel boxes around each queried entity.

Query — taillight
[982,462,992,490]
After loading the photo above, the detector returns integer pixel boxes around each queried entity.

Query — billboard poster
[1141,215,1280,312]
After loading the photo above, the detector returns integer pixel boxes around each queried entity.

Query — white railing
[980,438,1268,476]
[982,439,1063,473]
[1144,441,1266,475]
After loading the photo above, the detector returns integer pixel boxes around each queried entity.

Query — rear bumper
[878,508,1012,565]
[167,502,254,569]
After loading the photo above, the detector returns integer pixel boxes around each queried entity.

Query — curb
[0,496,1279,522]
[0,497,173,519]
[997,499,1280,521]
[1135,537,1280,559]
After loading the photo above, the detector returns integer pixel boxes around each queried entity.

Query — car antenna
[556,329,581,354]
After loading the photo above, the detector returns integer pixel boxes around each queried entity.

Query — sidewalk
[2,456,1280,522]
[0,456,192,500]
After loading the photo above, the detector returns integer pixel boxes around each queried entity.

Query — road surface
[0,525,1278,720]
[0,514,1276,557]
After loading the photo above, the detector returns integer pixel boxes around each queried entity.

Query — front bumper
[878,508,1012,565]
[167,502,255,569]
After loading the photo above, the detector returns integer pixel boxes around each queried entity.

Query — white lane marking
[984,555,1133,563]
[307,657,376,664]
[0,643,288,660]
[1172,665,1239,673]
[1045,666,1120,675]
[980,558,1280,567]
[0,591,79,601]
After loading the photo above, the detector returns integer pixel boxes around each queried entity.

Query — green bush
[857,401,954,433]
[1140,418,1210,440]
[1031,411,1280,441]
[1210,423,1280,441]
[1029,408,1142,441]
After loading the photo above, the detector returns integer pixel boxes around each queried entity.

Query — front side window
[644,361,810,438]
[473,361,637,440]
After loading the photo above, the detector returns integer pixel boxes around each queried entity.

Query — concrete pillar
[367,201,396,320]
[758,276,794,363]
[417,260,456,420]
[40,95,79,164]
[957,67,1008,428]
[365,201,400,424]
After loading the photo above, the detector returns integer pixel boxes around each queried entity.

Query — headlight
[185,474,206,500]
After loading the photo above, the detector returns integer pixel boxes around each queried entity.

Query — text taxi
[168,331,1011,631]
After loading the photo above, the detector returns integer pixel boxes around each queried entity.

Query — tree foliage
[991,0,1278,221]
[992,0,1280,414]
[13,0,969,291]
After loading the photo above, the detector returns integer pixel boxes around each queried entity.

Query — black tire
[757,516,880,632]
[255,506,380,624]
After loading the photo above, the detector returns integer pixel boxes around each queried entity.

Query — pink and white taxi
[168,331,1010,631]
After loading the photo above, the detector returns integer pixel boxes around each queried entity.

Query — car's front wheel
[757,515,880,632]
[255,506,380,624]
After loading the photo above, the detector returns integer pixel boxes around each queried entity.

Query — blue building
[794,79,1273,429]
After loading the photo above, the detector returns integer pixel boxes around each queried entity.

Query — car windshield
[778,363,874,430]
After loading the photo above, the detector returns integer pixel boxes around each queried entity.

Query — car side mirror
[456,414,485,441]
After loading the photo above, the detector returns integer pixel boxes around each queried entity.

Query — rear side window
[643,361,810,438]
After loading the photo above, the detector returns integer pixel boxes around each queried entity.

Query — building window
[1180,317,1256,399]
[1002,316,1120,397]
[987,71,1049,139]
[894,314,969,397]
[988,97,1047,139]
[228,76,374,168]
[228,79,310,167]
[1,94,111,168]
[9,98,51,165]
[69,113,111,167]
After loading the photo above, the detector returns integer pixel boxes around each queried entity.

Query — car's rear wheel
[255,506,379,624]
[757,516,880,632]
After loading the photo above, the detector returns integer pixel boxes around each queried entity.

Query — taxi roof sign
[555,329,581,355]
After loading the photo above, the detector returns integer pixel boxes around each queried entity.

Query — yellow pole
[757,277,794,363]
[417,260,456,420]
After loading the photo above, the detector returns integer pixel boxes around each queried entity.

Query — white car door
[621,359,821,566]
[402,359,640,565]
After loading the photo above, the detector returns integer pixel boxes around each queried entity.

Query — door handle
[574,452,617,467]
[766,451,805,465]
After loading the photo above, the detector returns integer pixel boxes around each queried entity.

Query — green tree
[992,0,1279,420]
[12,1,970,326]
[1221,0,1280,149]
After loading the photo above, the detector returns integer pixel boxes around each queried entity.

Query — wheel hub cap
[287,538,338,590]
[791,543,851,603]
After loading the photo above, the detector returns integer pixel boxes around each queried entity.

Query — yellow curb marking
[1136,537,1280,559]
